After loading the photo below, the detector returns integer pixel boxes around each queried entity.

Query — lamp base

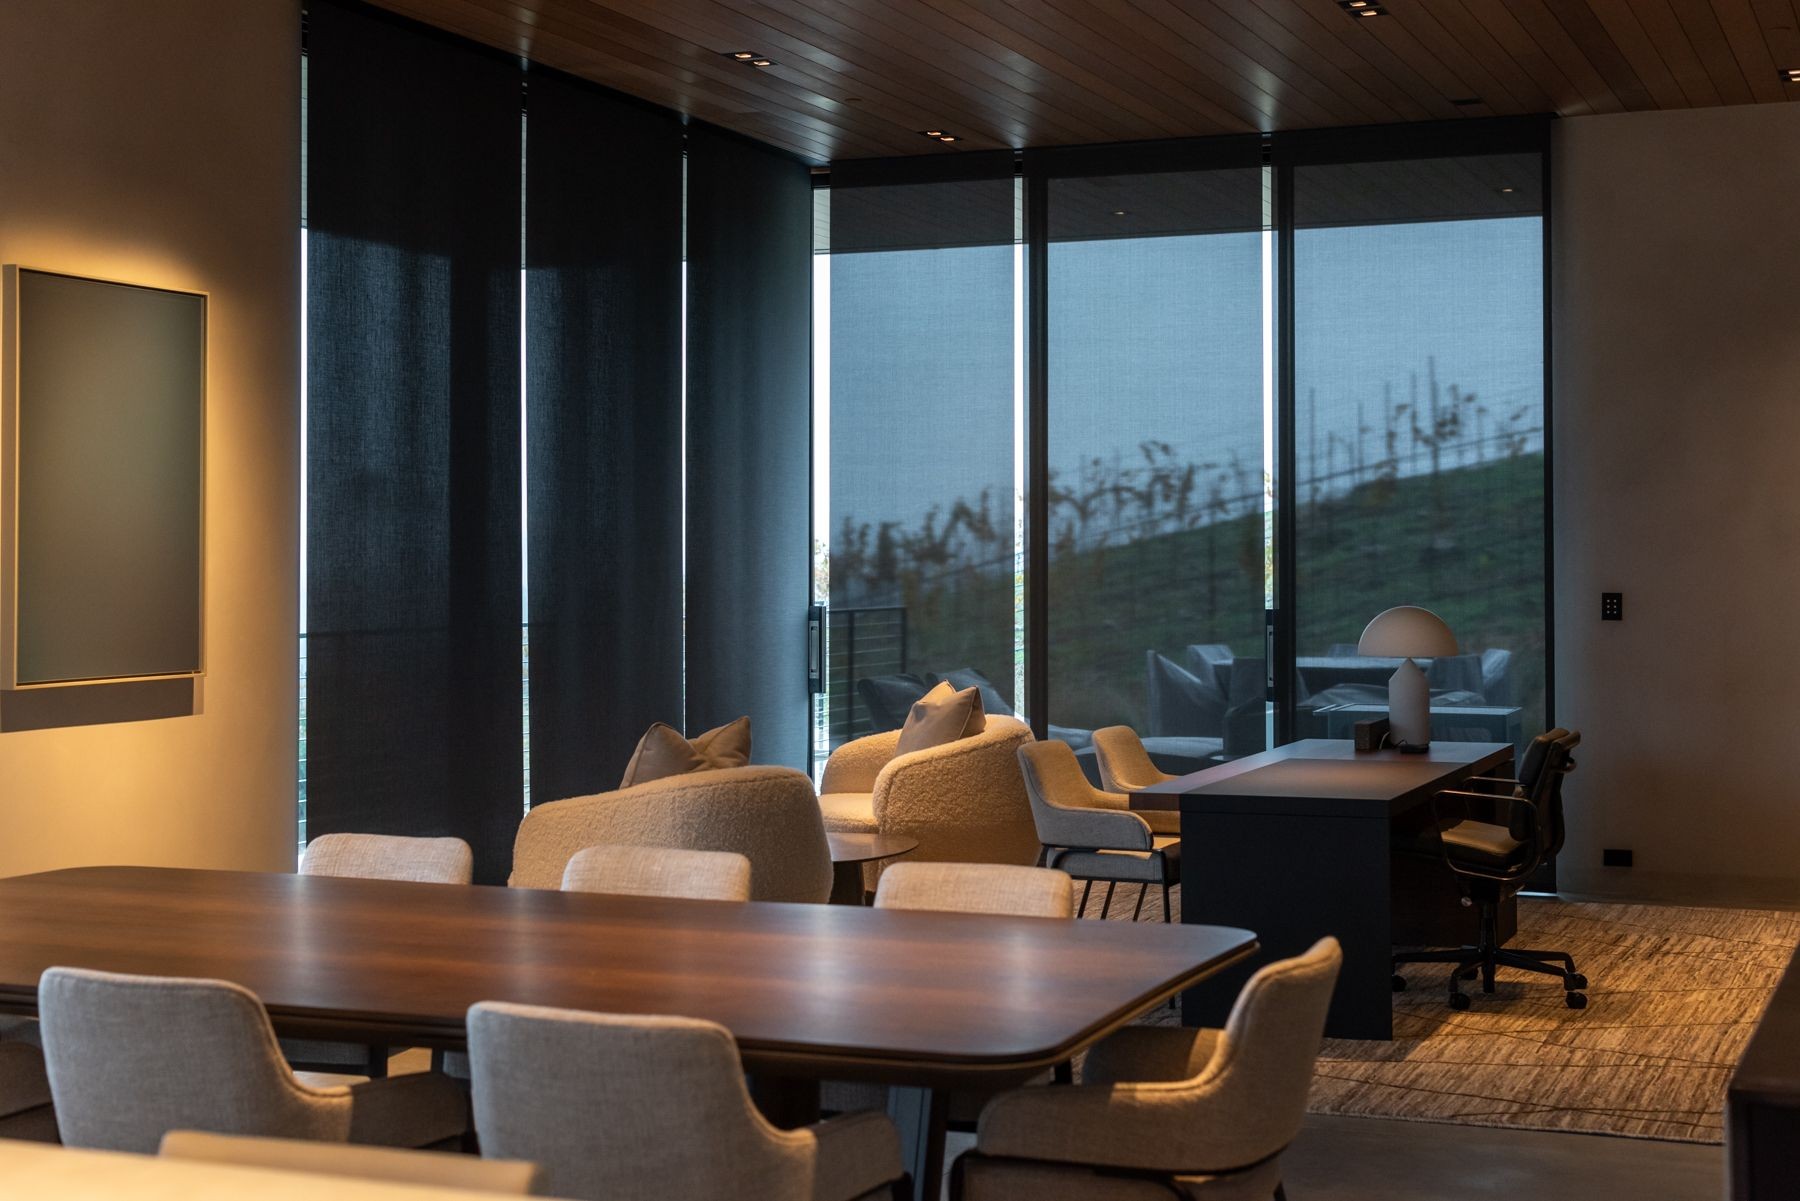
[1387,657,1432,752]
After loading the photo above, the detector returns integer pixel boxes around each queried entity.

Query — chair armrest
[1427,790,1541,883]
[1036,804,1153,852]
[1080,1026,1220,1087]
[977,1076,1251,1175]
[808,1109,903,1201]
[822,731,902,795]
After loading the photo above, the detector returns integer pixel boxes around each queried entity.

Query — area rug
[1092,890,1799,1142]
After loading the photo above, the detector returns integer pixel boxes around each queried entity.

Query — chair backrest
[39,968,348,1153]
[1016,740,1151,853]
[873,862,1072,918]
[1515,728,1579,858]
[160,1131,543,1194]
[300,833,473,885]
[509,765,831,901]
[1091,725,1170,793]
[467,1002,812,1201]
[561,844,752,902]
[1201,937,1342,1161]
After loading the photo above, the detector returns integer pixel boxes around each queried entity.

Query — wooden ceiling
[370,0,1800,164]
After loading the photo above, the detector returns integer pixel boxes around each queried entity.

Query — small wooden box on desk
[1133,738,1515,1040]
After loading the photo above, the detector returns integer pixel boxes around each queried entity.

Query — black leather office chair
[1392,728,1586,1010]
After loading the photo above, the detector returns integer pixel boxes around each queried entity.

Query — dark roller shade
[525,69,683,803]
[685,125,813,769]
[305,1,523,883]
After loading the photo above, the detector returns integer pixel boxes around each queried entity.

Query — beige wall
[0,0,299,875]
[1553,102,1800,904]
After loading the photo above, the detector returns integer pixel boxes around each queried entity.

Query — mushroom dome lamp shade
[1356,606,1458,752]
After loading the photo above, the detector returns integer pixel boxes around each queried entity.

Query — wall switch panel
[1601,592,1623,621]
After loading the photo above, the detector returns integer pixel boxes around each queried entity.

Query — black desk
[1728,947,1800,1200]
[1134,738,1514,1040]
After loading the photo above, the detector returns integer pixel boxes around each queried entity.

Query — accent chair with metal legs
[1017,740,1180,922]
[952,938,1342,1200]
[1089,726,1181,836]
[1392,728,1587,1010]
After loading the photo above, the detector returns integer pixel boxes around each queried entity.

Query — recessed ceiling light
[751,59,774,68]
[1498,186,1516,194]
[923,130,945,138]
[937,135,958,143]
[1784,67,1800,82]
[921,129,959,143]
[1111,209,1129,216]
[724,51,775,67]
[1337,0,1388,15]
[728,51,755,60]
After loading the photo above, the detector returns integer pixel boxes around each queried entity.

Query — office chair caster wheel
[1566,974,1588,991]
[1566,992,1588,1010]
[1392,974,1407,992]
[1447,992,1470,1011]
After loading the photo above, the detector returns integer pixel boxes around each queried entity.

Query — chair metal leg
[1131,884,1146,921]
[1078,880,1093,918]
[1162,884,1172,923]
[1100,881,1117,919]
[1035,845,1048,868]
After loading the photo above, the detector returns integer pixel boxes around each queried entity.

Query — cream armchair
[953,938,1342,1201]
[510,765,832,903]
[819,716,1037,888]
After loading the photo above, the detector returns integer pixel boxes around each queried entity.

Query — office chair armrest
[1464,775,1522,795]
[1427,790,1543,884]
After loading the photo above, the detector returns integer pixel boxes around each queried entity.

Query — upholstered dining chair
[287,833,475,1078]
[38,967,468,1155]
[561,844,753,901]
[952,938,1343,1201]
[299,833,474,884]
[511,765,832,902]
[467,1001,906,1201]
[161,1131,542,1193]
[1017,740,1180,922]
[1089,726,1181,835]
[872,861,1072,919]
[819,715,1037,892]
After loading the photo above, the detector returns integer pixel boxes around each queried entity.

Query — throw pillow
[620,716,752,789]
[894,681,985,757]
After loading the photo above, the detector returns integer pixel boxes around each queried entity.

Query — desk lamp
[1356,605,1457,752]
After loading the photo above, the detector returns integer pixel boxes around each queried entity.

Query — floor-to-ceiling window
[1043,162,1269,768]
[817,160,1023,758]
[1290,153,1547,750]
[815,120,1550,769]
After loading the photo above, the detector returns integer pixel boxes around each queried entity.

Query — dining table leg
[747,1074,822,1129]
[887,1086,948,1200]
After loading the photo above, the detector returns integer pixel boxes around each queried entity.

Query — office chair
[1392,728,1586,1010]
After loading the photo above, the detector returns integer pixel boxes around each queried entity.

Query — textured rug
[1087,887,1800,1143]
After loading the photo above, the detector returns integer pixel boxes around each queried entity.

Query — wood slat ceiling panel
[367,0,1800,163]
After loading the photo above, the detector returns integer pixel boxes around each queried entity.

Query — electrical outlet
[1602,848,1633,868]
[1601,592,1622,621]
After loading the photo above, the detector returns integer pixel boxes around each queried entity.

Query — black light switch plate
[1601,592,1623,621]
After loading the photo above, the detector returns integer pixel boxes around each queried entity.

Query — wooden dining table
[0,866,1256,1187]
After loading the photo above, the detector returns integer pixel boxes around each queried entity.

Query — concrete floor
[941,1114,1723,1200]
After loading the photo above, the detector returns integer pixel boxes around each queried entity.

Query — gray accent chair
[467,1001,905,1201]
[38,968,468,1155]
[286,833,474,1078]
[561,844,753,902]
[160,1130,542,1193]
[952,938,1343,1201]
[1018,740,1180,923]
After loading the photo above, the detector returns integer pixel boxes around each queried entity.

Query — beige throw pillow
[894,681,986,757]
[620,716,752,789]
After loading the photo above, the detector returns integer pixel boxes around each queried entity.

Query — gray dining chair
[1018,740,1180,922]
[467,1001,905,1201]
[561,843,752,901]
[38,967,469,1154]
[953,938,1342,1200]
[286,833,474,1078]
[161,1130,542,1193]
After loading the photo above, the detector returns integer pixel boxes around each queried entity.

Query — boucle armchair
[511,765,832,903]
[468,1001,904,1201]
[38,968,468,1155]
[819,716,1036,888]
[953,938,1342,1201]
